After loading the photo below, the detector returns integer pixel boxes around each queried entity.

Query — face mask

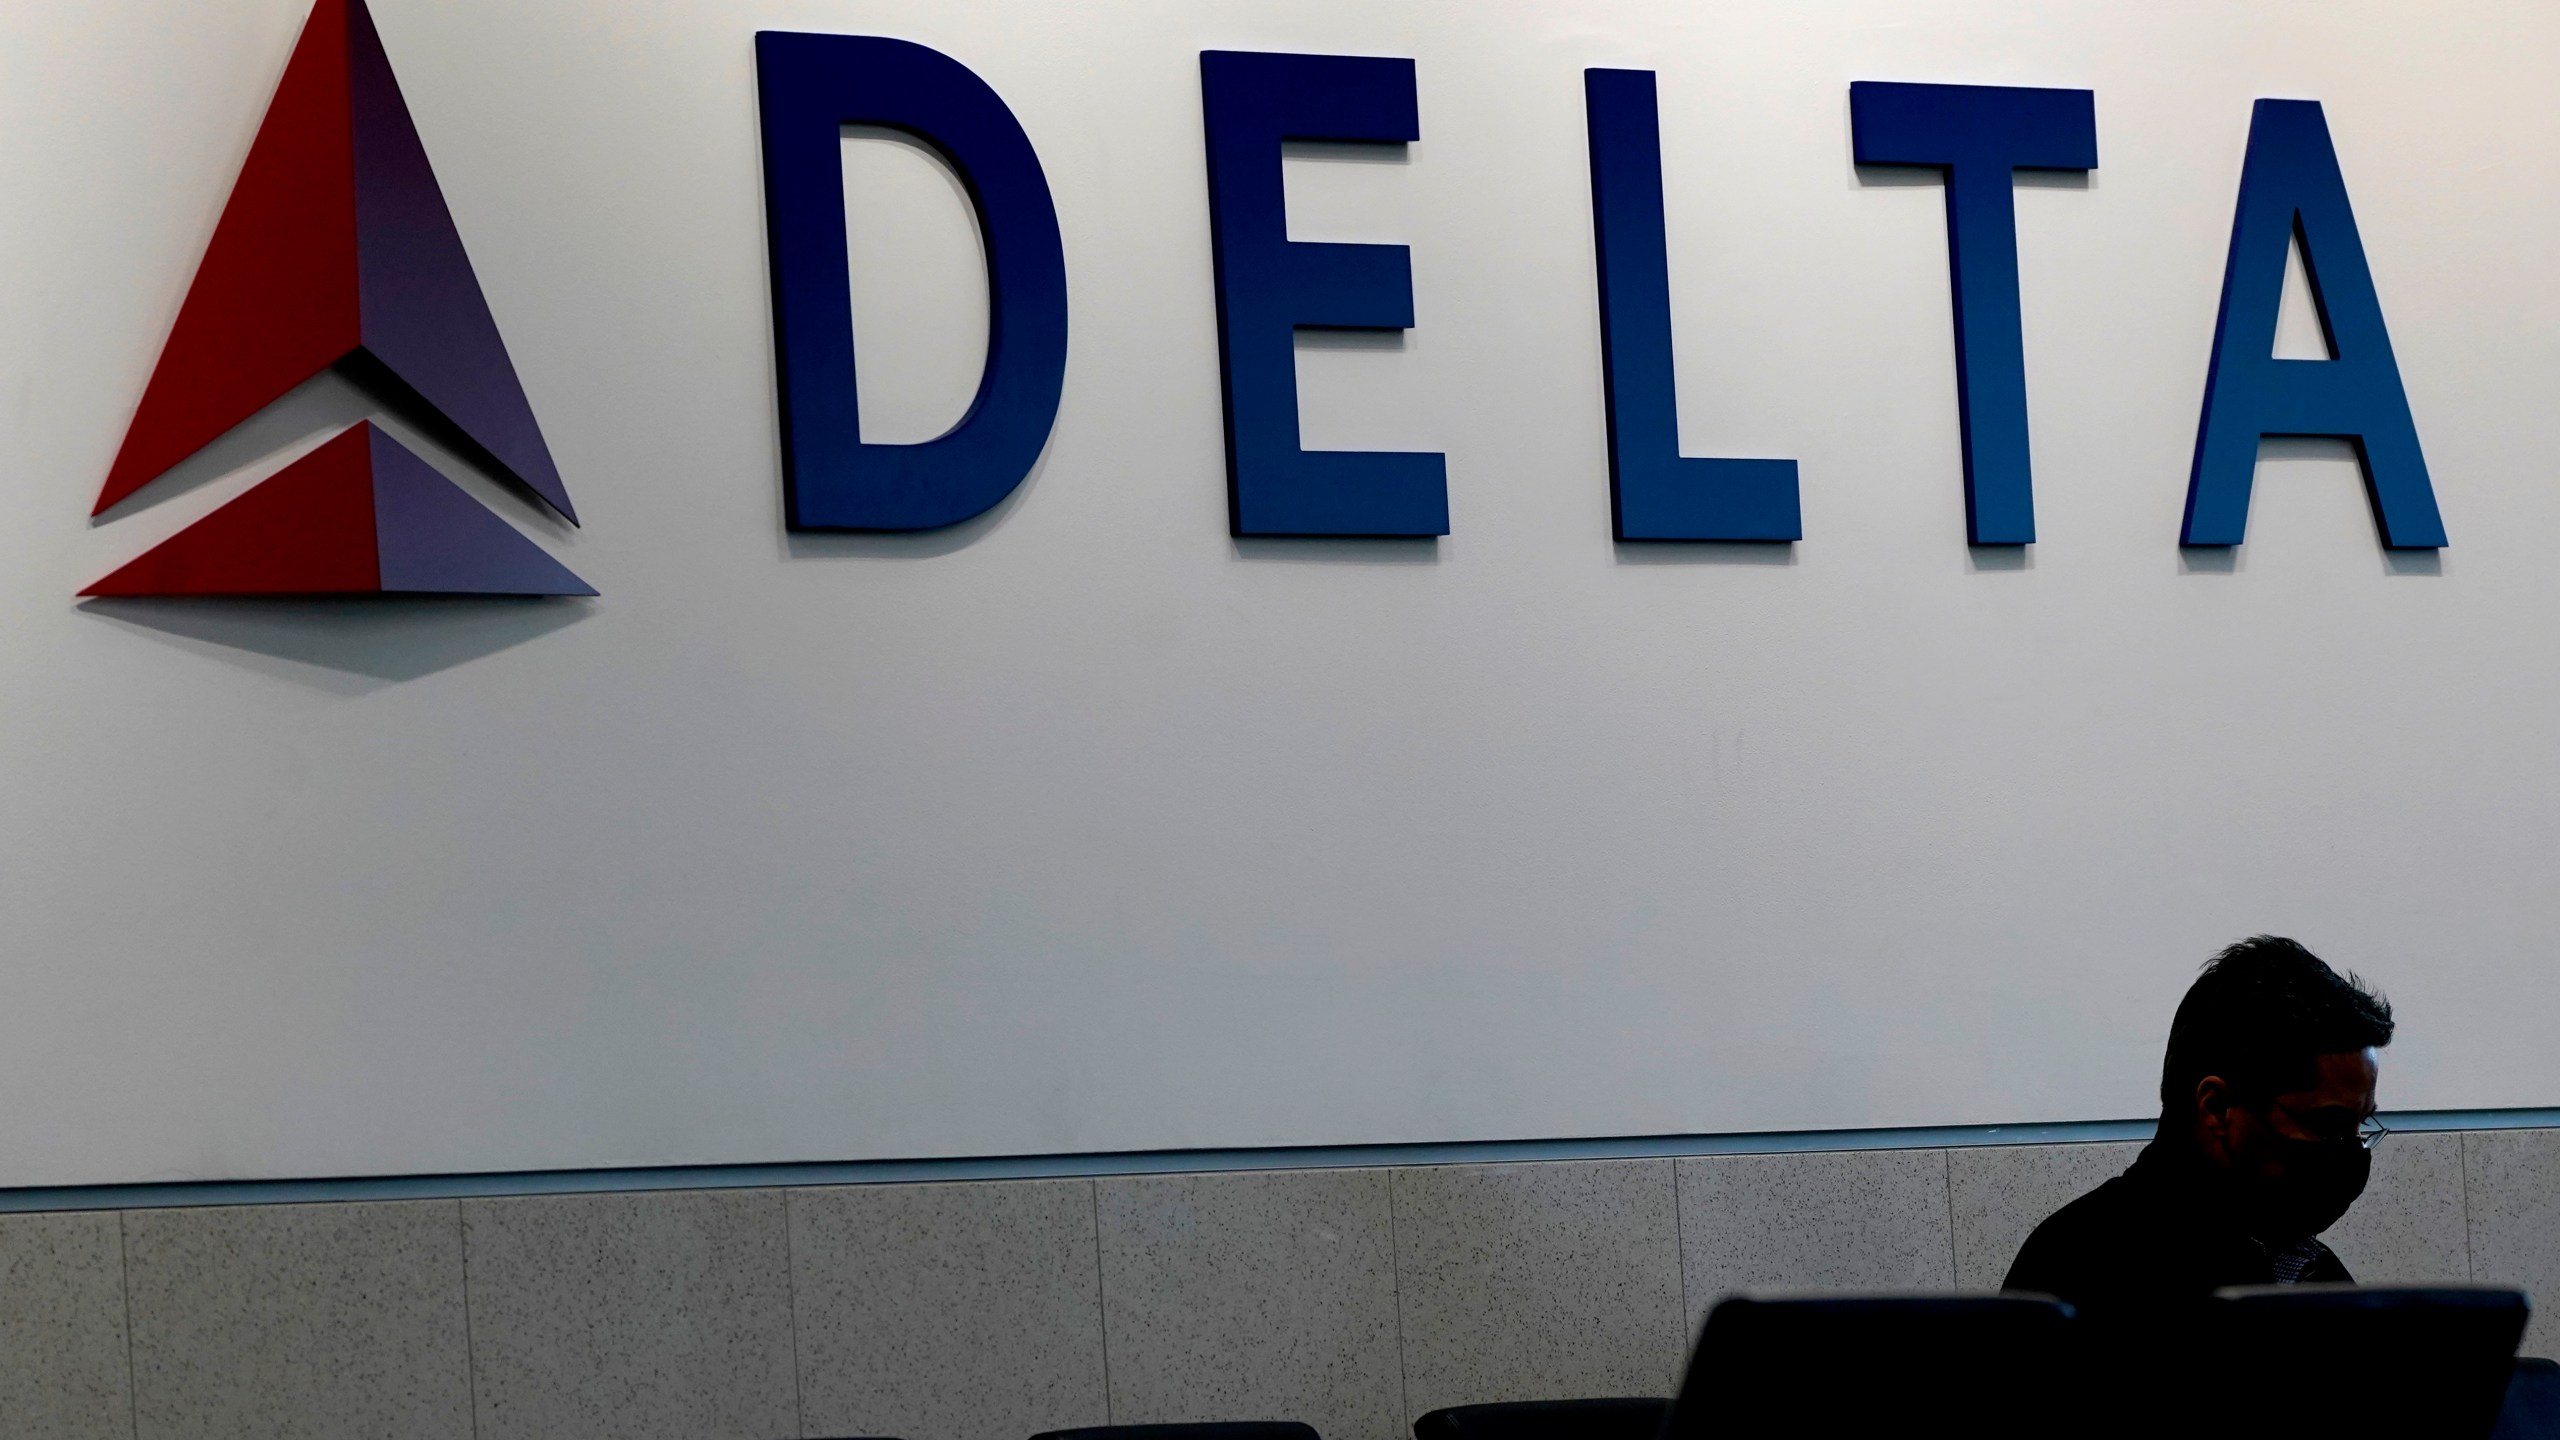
[2256,1133,2372,1240]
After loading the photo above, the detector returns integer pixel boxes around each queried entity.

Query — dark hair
[2158,935,2394,1114]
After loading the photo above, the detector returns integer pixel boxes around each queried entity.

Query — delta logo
[84,0,591,599]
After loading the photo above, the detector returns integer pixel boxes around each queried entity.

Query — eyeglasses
[2270,1103,2391,1150]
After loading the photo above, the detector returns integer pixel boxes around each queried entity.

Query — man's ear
[2191,1075,2241,1159]
[2195,1075,2234,1122]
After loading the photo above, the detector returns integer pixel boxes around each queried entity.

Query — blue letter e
[2183,100,2444,549]
[756,34,1068,531]
[1200,51,1448,537]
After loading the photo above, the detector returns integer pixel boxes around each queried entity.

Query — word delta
[754,36,2447,550]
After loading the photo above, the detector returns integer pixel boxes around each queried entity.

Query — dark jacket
[2003,1135,2352,1317]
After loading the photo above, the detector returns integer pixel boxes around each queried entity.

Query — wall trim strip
[6,1108,2552,1213]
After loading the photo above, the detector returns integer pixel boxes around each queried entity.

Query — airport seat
[1411,1397,1669,1440]
[1033,1425,1321,1440]
[2491,1356,2560,1439]
[2206,1286,2528,1439]
[1664,1293,2074,1439]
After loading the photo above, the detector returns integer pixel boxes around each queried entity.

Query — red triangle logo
[96,0,576,525]
[86,426,380,596]
[98,0,361,515]
[84,423,594,598]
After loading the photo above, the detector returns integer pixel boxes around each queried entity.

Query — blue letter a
[2183,100,2443,548]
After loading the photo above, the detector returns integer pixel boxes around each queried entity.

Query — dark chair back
[1663,1293,2073,1439]
[2496,1357,2560,1440]
[1033,1425,1321,1440]
[2206,1286,2529,1440]
[1411,1397,1668,1440]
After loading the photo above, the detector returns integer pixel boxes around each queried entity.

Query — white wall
[4,0,2557,1188]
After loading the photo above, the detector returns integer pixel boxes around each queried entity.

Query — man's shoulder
[2000,1165,2152,1300]
[2029,1167,2147,1241]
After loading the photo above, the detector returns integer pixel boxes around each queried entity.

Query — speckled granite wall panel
[791,1178,1108,1440]
[2465,1129,2560,1359]
[1095,1169,1403,1440]
[1390,1159,1685,1416]
[0,1210,134,1440]
[462,1188,798,1440]
[2321,1130,2471,1286]
[124,1200,470,1440]
[1946,1142,2143,1291]
[1676,1149,1956,1325]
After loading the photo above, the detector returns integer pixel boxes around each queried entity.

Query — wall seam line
[456,1201,479,1440]
[2458,1132,2477,1283]
[1090,1179,1115,1425]
[782,1190,807,1439]
[118,1211,140,1440]
[1670,1157,1690,1379]
[1386,1169,1411,1431]
[1937,1149,1958,1288]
